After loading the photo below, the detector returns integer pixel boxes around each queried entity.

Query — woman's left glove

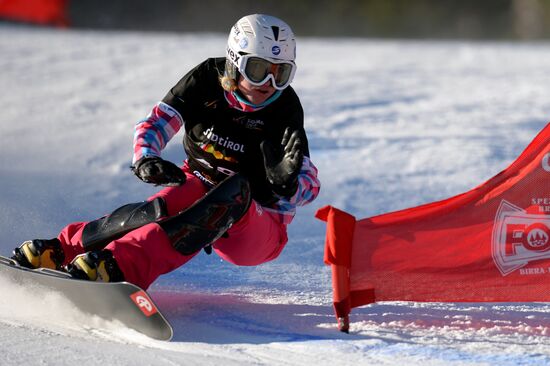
[132,156,186,186]
[260,127,303,198]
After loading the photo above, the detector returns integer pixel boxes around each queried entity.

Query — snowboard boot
[159,173,252,255]
[12,239,65,270]
[66,250,125,282]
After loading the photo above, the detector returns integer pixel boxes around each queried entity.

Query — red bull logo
[492,200,550,275]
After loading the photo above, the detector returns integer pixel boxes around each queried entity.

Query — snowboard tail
[0,255,173,341]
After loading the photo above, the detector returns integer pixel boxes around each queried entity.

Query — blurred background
[1,0,550,40]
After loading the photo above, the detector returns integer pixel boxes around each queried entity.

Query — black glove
[132,156,186,186]
[260,128,303,198]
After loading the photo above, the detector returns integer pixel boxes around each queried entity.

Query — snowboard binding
[12,239,65,270]
[65,249,125,282]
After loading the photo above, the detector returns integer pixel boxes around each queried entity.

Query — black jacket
[162,57,309,206]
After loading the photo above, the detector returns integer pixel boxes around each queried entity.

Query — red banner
[0,0,69,27]
[316,123,550,332]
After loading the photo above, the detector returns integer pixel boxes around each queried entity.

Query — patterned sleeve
[264,156,321,224]
[132,102,184,164]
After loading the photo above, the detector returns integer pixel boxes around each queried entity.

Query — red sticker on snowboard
[130,290,158,317]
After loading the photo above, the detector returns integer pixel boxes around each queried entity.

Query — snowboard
[0,255,173,341]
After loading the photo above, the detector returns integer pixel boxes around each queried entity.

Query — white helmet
[225,14,297,90]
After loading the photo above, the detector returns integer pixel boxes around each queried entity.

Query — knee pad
[160,174,251,256]
[82,197,167,251]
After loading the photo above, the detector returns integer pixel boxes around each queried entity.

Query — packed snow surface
[1,24,550,365]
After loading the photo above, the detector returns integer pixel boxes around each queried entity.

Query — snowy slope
[1,23,550,365]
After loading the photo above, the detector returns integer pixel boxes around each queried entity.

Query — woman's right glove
[260,128,303,198]
[132,156,186,186]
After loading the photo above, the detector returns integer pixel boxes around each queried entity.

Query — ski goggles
[237,55,296,90]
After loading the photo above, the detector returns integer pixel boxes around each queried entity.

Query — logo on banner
[543,152,550,172]
[492,200,550,276]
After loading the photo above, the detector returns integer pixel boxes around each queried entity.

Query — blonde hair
[220,75,238,92]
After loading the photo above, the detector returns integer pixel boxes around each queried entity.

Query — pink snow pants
[56,172,288,289]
